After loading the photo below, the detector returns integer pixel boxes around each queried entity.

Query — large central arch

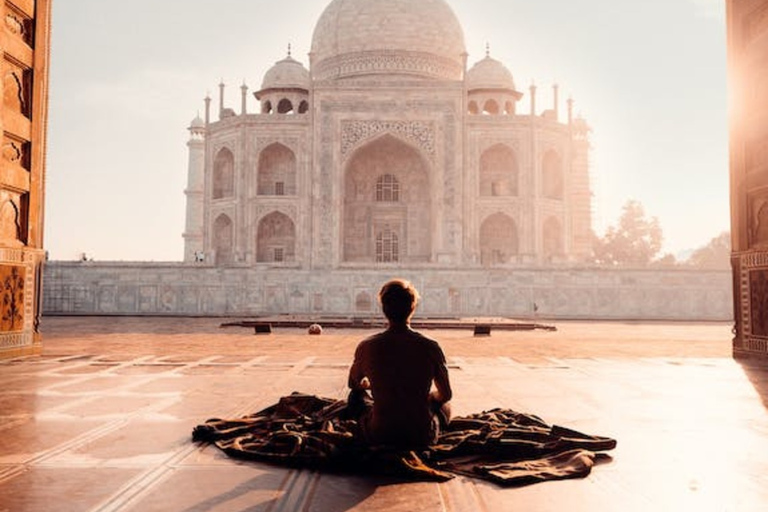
[342,134,431,263]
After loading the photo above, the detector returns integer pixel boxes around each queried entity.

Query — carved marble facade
[0,0,50,358]
[183,0,592,286]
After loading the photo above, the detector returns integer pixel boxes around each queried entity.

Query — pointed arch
[468,100,479,115]
[542,150,564,199]
[343,134,431,263]
[213,214,234,266]
[543,216,563,258]
[256,211,296,263]
[480,143,518,196]
[262,100,273,114]
[0,198,20,243]
[479,212,518,265]
[277,98,294,114]
[298,100,309,114]
[483,99,499,115]
[212,148,235,199]
[258,143,297,196]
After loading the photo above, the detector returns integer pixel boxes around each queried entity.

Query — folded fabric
[192,392,616,486]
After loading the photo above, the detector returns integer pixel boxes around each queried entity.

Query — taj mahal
[182,0,592,270]
[38,0,731,322]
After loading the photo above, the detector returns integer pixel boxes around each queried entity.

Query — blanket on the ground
[192,392,616,487]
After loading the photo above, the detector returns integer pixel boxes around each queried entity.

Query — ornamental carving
[0,265,25,332]
[341,120,435,159]
[2,135,28,169]
[749,269,768,336]
[314,51,462,82]
[749,190,768,247]
[253,204,298,223]
[255,138,299,154]
[5,10,33,46]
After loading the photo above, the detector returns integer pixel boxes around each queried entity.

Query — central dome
[310,0,466,81]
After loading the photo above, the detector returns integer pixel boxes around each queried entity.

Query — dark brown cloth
[192,392,616,486]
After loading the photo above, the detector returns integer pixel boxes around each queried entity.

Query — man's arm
[347,344,367,390]
[431,361,452,404]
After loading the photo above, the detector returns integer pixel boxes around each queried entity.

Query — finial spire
[485,42,490,58]
[287,43,292,57]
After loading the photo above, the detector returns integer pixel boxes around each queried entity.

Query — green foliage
[686,231,731,269]
[593,200,663,266]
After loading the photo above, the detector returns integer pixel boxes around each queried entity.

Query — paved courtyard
[0,316,766,511]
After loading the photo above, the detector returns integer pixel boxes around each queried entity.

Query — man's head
[379,278,420,324]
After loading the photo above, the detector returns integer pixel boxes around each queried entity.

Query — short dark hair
[379,278,420,323]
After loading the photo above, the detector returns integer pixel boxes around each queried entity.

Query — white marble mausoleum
[182,0,592,270]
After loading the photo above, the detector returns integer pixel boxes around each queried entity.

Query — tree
[686,231,730,269]
[593,200,663,266]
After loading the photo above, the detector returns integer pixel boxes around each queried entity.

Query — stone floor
[1,317,766,511]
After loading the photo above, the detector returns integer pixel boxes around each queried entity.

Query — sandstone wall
[41,262,733,321]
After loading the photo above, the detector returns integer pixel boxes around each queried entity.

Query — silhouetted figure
[347,278,452,448]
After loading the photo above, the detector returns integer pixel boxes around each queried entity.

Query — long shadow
[179,470,383,512]
[738,359,768,410]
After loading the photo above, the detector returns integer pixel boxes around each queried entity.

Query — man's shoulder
[355,331,388,350]
[411,330,440,344]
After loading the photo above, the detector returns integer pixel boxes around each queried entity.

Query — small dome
[189,115,205,129]
[261,55,310,90]
[466,55,516,91]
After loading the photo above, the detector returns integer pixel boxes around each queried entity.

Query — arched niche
[213,214,234,266]
[483,99,499,115]
[479,212,518,266]
[0,198,21,244]
[257,143,296,196]
[480,144,518,196]
[277,98,294,114]
[343,134,431,263]
[256,211,296,263]
[212,148,235,200]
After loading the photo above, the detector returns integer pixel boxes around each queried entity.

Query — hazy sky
[44,0,728,261]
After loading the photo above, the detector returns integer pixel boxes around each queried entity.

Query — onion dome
[310,0,466,81]
[466,55,516,91]
[261,55,310,91]
[189,114,205,129]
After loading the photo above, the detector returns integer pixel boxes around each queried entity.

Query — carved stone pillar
[0,0,51,358]
[727,0,768,358]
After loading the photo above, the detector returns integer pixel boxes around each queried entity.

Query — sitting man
[347,278,452,448]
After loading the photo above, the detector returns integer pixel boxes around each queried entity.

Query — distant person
[347,278,452,448]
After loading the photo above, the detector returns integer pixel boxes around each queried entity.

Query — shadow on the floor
[178,471,388,512]
[739,359,768,410]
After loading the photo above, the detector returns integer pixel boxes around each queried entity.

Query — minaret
[183,112,206,262]
[218,81,225,119]
[240,82,248,115]
[553,84,559,121]
[529,82,537,116]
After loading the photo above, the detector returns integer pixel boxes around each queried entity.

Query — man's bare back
[347,280,452,448]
